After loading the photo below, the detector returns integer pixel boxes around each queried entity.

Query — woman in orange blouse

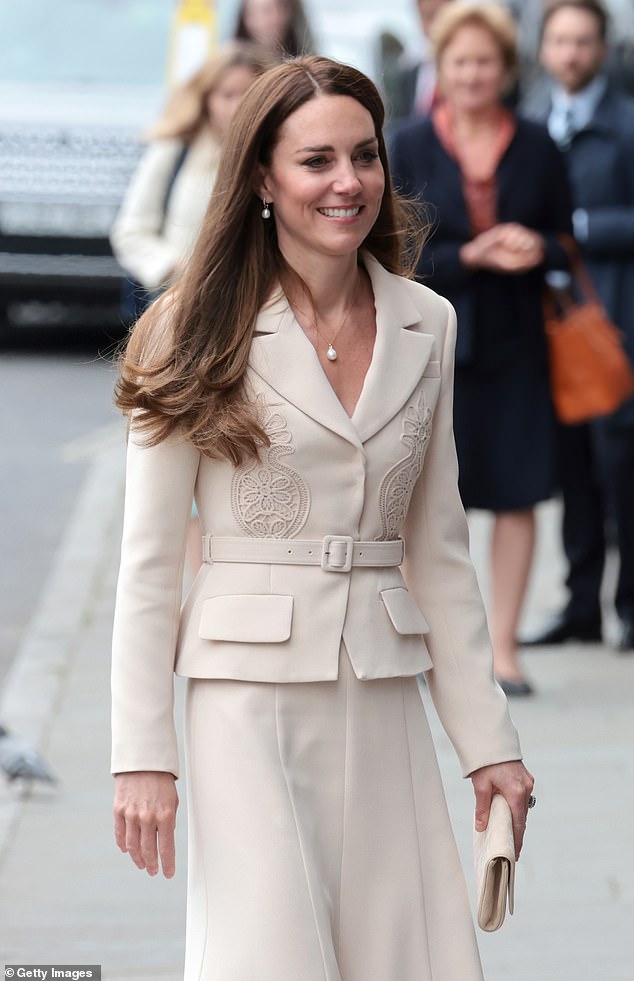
[390,2,573,694]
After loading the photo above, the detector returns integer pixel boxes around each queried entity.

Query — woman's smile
[317,205,362,219]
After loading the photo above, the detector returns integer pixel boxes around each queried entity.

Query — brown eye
[357,150,379,164]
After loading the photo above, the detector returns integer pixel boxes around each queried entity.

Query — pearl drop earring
[261,199,271,219]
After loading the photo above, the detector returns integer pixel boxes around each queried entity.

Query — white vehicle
[0,1,174,328]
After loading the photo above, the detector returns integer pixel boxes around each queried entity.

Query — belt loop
[202,535,212,564]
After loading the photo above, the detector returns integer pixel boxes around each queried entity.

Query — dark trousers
[558,418,634,622]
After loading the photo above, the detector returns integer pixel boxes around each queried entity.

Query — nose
[332,160,362,195]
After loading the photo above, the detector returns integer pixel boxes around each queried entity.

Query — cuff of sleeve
[572,208,589,243]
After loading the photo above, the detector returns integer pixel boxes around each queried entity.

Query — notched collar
[248,253,437,447]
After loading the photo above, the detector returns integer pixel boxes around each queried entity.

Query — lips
[317,207,361,218]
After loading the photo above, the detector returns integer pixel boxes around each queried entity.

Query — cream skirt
[183,649,484,981]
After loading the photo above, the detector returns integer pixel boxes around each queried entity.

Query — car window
[0,0,174,86]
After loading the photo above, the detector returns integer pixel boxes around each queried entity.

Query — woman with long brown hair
[111,55,534,980]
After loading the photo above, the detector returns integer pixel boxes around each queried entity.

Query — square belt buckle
[321,535,354,572]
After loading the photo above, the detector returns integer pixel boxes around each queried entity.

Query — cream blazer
[110,130,221,291]
[111,254,521,778]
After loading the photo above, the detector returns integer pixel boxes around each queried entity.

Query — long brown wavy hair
[115,56,428,464]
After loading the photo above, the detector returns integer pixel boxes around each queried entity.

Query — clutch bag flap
[473,794,516,931]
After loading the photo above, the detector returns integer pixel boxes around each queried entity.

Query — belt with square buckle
[201,534,404,572]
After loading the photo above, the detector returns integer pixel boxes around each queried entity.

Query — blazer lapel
[248,256,436,448]
[249,289,364,449]
[351,256,436,443]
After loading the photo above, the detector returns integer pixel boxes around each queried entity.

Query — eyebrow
[294,137,378,155]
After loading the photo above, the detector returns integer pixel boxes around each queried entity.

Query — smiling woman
[111,54,534,981]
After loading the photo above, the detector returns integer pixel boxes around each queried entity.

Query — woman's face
[242,0,291,47]
[438,23,508,113]
[207,64,258,140]
[259,94,385,268]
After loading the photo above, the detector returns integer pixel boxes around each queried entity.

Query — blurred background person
[522,0,634,107]
[381,0,454,125]
[233,0,314,59]
[389,1,573,695]
[501,0,548,96]
[111,42,270,305]
[111,41,271,575]
[521,0,634,653]
[604,0,634,93]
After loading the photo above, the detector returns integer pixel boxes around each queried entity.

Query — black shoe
[496,677,534,697]
[520,611,602,646]
[614,616,634,653]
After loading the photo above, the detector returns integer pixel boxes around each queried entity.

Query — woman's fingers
[157,810,177,878]
[113,805,128,854]
[473,782,493,833]
[126,817,146,871]
[139,811,161,875]
[470,761,535,859]
[113,771,178,877]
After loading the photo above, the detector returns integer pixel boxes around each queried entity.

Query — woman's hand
[469,760,535,860]
[113,770,179,878]
[460,223,545,274]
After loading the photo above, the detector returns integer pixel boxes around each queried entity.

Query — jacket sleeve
[111,428,200,777]
[578,126,634,257]
[400,299,522,777]
[581,206,634,254]
[110,140,185,291]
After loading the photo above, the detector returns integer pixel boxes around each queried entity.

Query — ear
[254,164,274,203]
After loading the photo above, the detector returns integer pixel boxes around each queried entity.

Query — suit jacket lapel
[351,256,436,443]
[248,256,436,448]
[248,290,364,449]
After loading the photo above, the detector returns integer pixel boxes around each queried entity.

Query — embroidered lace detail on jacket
[377,390,433,540]
[231,410,310,537]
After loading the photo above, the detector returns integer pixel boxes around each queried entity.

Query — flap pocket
[198,594,293,643]
[380,588,429,635]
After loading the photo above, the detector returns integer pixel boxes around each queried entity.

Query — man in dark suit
[522,0,634,652]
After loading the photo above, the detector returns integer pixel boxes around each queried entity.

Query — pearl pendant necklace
[288,271,363,365]
[315,302,355,364]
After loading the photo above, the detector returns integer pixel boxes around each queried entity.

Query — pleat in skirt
[183,648,484,981]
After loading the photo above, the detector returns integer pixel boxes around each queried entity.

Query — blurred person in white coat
[111,42,271,301]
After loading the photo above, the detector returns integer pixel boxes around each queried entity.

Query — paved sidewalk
[0,447,632,980]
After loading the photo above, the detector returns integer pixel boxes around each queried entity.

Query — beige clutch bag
[473,794,515,931]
